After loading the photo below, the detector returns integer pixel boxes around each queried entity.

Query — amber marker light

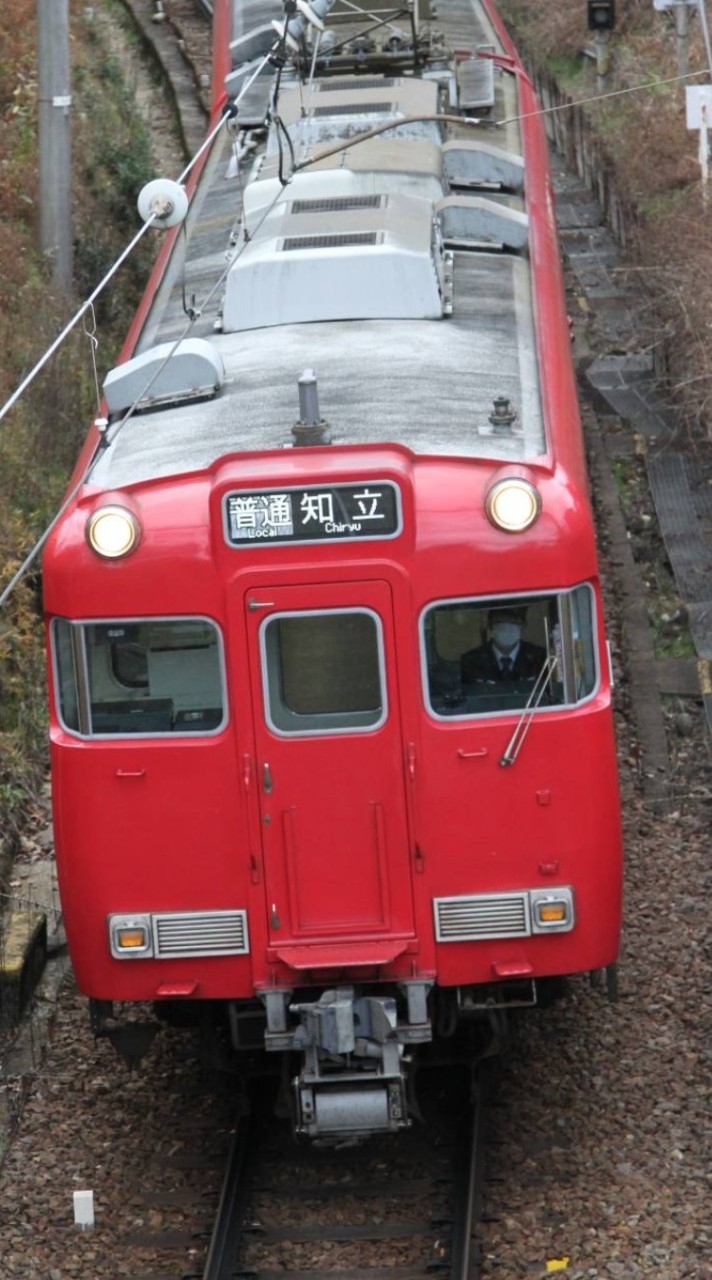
[86,505,140,559]
[117,929,147,948]
[485,478,541,533]
[109,915,153,958]
[539,904,567,924]
[530,890,574,933]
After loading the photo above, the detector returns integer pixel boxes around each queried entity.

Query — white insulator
[137,178,189,228]
[270,19,299,51]
[296,0,325,31]
[274,0,336,45]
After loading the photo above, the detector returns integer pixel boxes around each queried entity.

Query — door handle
[263,762,272,794]
[248,599,275,611]
[457,748,488,760]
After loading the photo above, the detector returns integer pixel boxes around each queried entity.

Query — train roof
[90,0,568,493]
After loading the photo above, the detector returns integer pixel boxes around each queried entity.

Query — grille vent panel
[434,893,530,942]
[312,102,393,116]
[153,910,249,958]
[318,78,396,91]
[282,232,380,251]
[291,195,383,214]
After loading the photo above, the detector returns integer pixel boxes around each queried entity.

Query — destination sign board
[224,482,401,547]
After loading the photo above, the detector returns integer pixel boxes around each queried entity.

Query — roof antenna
[293,369,331,445]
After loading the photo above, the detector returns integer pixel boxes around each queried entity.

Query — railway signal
[587,0,615,29]
[588,1,615,90]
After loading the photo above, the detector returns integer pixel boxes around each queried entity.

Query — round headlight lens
[86,506,140,558]
[485,479,541,533]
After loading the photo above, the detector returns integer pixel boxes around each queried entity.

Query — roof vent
[312,102,394,116]
[102,338,225,417]
[291,195,384,214]
[437,196,528,251]
[222,193,442,330]
[318,77,397,91]
[442,140,525,192]
[281,232,380,251]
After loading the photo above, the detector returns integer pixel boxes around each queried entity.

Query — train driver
[461,605,546,688]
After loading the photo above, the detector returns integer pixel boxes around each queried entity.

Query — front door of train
[245,581,415,948]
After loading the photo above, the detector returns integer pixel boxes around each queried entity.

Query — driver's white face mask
[491,622,522,652]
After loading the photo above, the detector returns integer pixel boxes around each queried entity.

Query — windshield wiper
[499,646,557,768]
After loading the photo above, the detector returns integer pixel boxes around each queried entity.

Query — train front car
[44,0,623,1139]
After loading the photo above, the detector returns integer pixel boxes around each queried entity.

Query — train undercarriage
[88,972,591,1140]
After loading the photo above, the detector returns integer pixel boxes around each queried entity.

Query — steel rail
[450,1067,490,1280]
[202,1115,254,1280]
[199,1078,491,1280]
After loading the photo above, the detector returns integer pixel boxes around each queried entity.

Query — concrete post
[595,29,610,94]
[37,0,73,293]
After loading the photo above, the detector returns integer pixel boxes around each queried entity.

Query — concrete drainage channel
[0,823,68,1158]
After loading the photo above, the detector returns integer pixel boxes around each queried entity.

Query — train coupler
[259,984,432,1139]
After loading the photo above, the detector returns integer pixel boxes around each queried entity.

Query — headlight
[485,478,541,533]
[86,506,140,558]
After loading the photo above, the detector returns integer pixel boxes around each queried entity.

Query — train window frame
[259,607,388,737]
[50,615,228,739]
[419,586,600,722]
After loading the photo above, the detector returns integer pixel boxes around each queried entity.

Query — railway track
[203,1066,493,1280]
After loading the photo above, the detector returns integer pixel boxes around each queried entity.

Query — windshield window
[51,618,226,736]
[422,589,597,718]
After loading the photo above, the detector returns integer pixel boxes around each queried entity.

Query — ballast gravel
[0,703,709,1279]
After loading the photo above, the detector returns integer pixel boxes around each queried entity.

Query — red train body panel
[44,0,622,1137]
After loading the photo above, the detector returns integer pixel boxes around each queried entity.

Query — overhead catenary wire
[0,273,229,613]
[0,151,294,615]
[289,64,712,178]
[0,41,280,612]
[0,214,159,430]
[0,44,276,437]
[498,63,711,127]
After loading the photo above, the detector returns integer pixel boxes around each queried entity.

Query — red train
[44,0,622,1137]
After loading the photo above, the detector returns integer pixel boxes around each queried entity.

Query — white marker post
[686,83,712,206]
[73,1189,95,1230]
